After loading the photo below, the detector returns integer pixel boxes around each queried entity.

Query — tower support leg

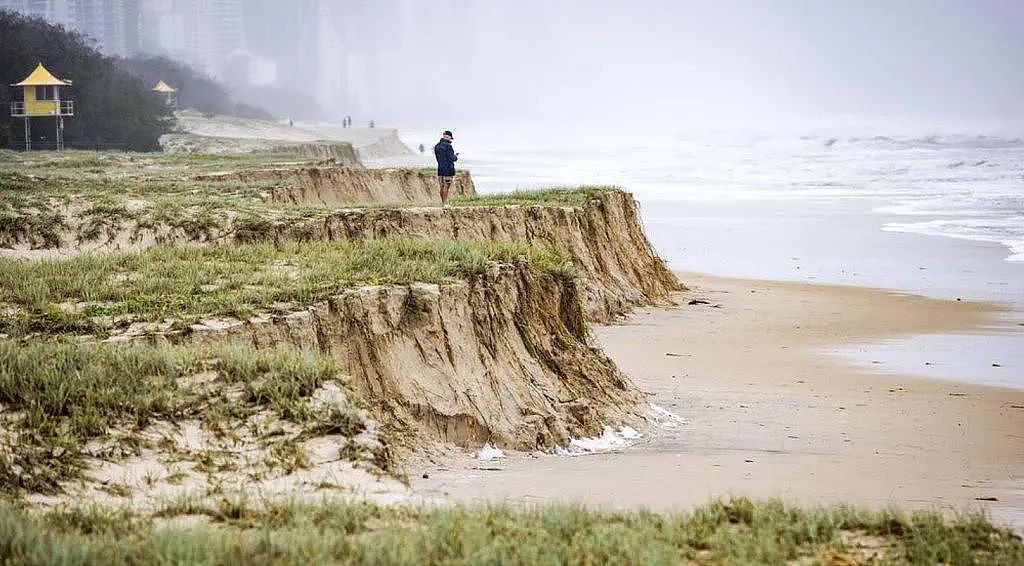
[24,118,30,152]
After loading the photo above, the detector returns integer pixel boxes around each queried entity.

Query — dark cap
[443,130,453,139]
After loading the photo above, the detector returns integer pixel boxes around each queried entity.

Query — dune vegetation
[1,497,1021,565]
[0,342,378,495]
[0,238,574,337]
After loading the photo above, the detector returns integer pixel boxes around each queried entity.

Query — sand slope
[162,110,412,161]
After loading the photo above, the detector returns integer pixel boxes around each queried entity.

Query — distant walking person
[434,130,458,208]
[418,143,425,154]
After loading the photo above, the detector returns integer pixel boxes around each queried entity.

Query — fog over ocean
[395,1,1024,390]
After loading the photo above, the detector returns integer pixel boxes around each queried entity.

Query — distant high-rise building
[0,0,70,25]
[1,0,140,57]
[71,0,140,57]
[202,0,241,70]
[138,0,242,76]
[241,0,318,86]
[0,0,62,21]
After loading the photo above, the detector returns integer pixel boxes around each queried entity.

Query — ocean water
[458,133,1024,266]
[405,130,1024,388]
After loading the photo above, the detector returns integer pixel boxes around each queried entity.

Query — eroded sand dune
[258,190,681,322]
[113,264,645,451]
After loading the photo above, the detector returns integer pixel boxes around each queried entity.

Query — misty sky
[345,0,1024,133]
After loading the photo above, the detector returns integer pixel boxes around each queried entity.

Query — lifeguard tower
[10,63,74,151]
[152,80,177,108]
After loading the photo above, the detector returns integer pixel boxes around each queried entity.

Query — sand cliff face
[2,185,678,322]
[199,166,476,206]
[250,191,681,322]
[116,264,644,451]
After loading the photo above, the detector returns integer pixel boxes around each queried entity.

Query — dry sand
[413,272,1024,528]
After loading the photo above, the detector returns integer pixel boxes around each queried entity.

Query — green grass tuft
[451,185,620,207]
[0,342,347,495]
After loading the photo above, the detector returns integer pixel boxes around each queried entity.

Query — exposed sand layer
[413,273,1024,527]
[108,264,646,453]
[258,191,682,322]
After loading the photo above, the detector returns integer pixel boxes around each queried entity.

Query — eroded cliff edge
[101,263,645,452]
[248,190,681,322]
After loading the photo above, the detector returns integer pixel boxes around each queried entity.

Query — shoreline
[413,271,1024,530]
[678,270,1024,391]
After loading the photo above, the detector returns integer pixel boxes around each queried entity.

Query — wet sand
[413,272,1024,528]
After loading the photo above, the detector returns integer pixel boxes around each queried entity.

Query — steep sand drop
[111,264,646,451]
[252,190,682,321]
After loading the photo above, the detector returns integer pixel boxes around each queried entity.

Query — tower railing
[9,100,74,117]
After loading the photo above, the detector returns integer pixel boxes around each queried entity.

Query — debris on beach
[476,444,505,462]
[554,426,642,455]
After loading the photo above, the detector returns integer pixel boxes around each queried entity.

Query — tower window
[35,86,55,101]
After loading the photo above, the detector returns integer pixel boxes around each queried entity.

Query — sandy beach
[414,272,1024,528]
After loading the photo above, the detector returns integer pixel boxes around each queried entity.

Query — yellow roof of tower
[12,63,69,87]
[152,80,177,93]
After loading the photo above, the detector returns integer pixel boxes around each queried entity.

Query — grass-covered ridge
[1,497,1020,564]
[1,151,624,249]
[0,151,331,248]
[0,342,377,495]
[0,239,574,336]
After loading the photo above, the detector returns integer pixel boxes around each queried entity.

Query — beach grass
[0,497,1019,564]
[0,239,575,336]
[451,185,619,207]
[0,341,370,495]
[0,151,316,247]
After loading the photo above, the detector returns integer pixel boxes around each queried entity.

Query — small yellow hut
[152,80,177,108]
[10,63,74,151]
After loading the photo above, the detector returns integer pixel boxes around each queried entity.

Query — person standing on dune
[434,130,458,208]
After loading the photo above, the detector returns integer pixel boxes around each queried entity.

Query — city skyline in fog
[3,1,1023,134]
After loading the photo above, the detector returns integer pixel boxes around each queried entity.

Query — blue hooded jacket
[434,138,457,176]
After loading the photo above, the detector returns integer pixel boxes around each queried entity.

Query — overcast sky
[340,0,1024,134]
